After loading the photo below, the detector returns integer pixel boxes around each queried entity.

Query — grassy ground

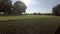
[0,15,60,34]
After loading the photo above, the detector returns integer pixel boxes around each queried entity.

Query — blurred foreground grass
[0,15,60,34]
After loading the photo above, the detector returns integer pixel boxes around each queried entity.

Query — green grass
[0,15,60,34]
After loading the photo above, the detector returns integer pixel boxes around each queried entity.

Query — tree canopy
[52,4,60,16]
[0,0,27,16]
[14,1,27,14]
[0,0,12,15]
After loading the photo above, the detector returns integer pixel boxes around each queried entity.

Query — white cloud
[32,1,37,5]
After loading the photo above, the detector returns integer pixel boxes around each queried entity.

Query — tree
[33,13,37,15]
[43,13,52,15]
[37,13,41,15]
[0,0,12,16]
[52,4,60,16]
[14,1,27,15]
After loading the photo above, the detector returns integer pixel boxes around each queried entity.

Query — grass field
[0,15,60,34]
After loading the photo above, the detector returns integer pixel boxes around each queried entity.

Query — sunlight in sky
[18,0,38,13]
[12,0,60,13]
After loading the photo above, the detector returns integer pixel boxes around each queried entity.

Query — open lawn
[0,15,60,34]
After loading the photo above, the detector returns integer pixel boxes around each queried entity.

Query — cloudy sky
[12,0,60,13]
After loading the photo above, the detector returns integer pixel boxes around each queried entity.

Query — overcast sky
[12,0,60,13]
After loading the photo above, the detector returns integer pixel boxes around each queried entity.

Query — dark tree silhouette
[37,13,41,15]
[52,4,60,16]
[33,13,37,15]
[0,0,27,16]
[14,1,27,15]
[0,0,12,16]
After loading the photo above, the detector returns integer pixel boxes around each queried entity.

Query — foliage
[43,13,52,15]
[14,1,27,14]
[0,0,27,16]
[33,13,41,15]
[52,4,60,16]
[0,0,12,16]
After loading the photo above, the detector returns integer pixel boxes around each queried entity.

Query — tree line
[0,0,27,16]
[0,0,60,16]
[52,4,60,16]
[26,4,60,16]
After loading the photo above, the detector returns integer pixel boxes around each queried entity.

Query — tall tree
[0,0,12,15]
[52,4,60,16]
[14,1,27,14]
